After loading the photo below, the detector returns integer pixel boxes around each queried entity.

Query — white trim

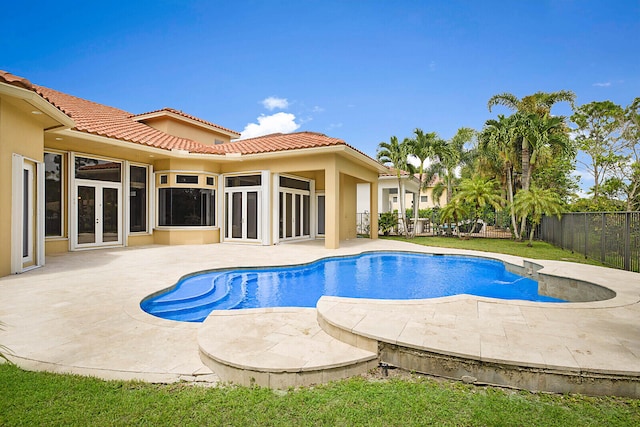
[11,154,23,273]
[43,151,65,239]
[22,162,34,265]
[272,173,280,245]
[124,161,130,246]
[11,154,45,273]
[261,170,270,246]
[69,152,124,250]
[277,174,313,243]
[316,192,326,237]
[36,161,45,267]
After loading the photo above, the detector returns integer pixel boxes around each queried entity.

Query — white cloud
[312,106,325,113]
[327,122,343,130]
[240,112,300,139]
[429,60,436,71]
[592,82,611,87]
[261,96,289,110]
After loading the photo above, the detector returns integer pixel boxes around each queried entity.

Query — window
[420,196,428,203]
[160,175,168,184]
[280,176,310,191]
[176,175,198,184]
[44,152,63,237]
[206,177,215,186]
[317,194,325,235]
[130,166,147,233]
[75,156,121,182]
[158,188,215,226]
[226,175,261,187]
[392,196,398,203]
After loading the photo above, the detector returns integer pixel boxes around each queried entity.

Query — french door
[75,181,122,247]
[225,189,261,241]
[279,190,310,240]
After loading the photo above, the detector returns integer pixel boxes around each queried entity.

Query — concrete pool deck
[0,239,639,396]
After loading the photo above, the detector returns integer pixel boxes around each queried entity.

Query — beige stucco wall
[0,98,46,276]
[340,174,358,240]
[154,228,220,245]
[142,116,233,145]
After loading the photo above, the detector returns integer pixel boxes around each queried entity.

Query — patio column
[325,163,340,249]
[370,180,378,240]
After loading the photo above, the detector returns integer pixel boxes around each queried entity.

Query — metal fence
[540,212,640,272]
[357,210,515,239]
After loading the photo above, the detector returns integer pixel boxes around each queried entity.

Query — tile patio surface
[0,239,639,394]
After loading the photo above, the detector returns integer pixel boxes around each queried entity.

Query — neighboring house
[391,174,447,212]
[0,71,386,277]
[357,172,446,215]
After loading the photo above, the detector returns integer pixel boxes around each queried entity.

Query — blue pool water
[141,251,565,322]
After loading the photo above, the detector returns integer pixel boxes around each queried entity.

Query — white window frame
[11,154,45,273]
[69,152,124,250]
[44,150,66,239]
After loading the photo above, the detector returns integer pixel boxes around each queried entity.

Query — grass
[1,363,638,426]
[384,235,607,266]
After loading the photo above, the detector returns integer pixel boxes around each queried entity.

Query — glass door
[279,190,310,240]
[75,182,122,247]
[225,189,260,241]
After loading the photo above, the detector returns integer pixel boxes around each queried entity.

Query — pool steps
[142,273,257,322]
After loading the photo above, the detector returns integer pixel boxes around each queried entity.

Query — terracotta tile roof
[34,85,221,154]
[218,132,347,155]
[380,167,412,177]
[1,71,376,161]
[132,107,240,137]
[0,70,34,90]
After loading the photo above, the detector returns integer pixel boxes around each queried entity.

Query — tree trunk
[397,177,408,238]
[506,163,520,239]
[528,225,535,247]
[519,141,530,241]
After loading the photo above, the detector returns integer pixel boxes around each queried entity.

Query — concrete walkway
[0,239,638,395]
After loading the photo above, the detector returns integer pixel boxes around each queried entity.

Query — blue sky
[2,1,638,191]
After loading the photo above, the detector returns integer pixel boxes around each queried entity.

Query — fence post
[584,213,588,259]
[625,212,631,271]
[601,212,606,263]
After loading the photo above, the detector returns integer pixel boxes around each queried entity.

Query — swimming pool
[141,251,564,322]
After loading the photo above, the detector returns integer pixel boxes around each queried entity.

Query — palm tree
[377,136,413,237]
[426,127,475,204]
[513,187,563,247]
[487,90,575,194]
[487,91,574,240]
[454,178,503,235]
[406,129,438,236]
[439,198,468,239]
[479,114,520,238]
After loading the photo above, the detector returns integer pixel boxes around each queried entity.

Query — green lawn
[384,235,606,266]
[1,363,638,426]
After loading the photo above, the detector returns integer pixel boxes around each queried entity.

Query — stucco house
[0,71,385,277]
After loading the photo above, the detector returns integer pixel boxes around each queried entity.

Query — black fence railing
[540,212,640,272]
[357,211,515,239]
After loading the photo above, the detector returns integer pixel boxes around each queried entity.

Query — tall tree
[406,129,438,236]
[619,97,640,210]
[426,127,475,204]
[513,187,563,247]
[571,100,625,201]
[488,90,576,194]
[377,136,413,237]
[478,114,520,238]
